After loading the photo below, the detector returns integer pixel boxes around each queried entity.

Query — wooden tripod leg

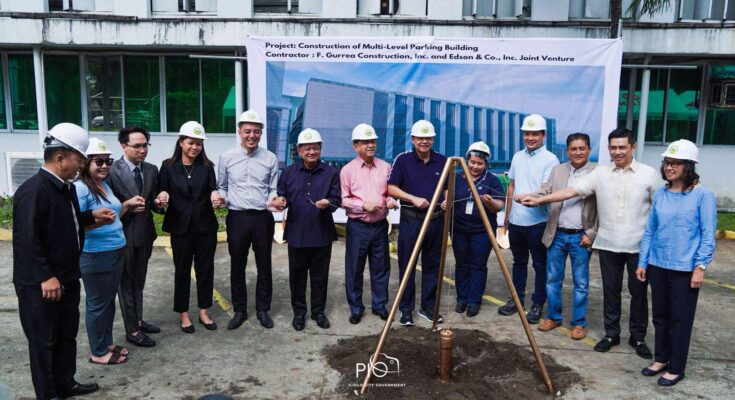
[432,167,456,331]
[360,158,455,395]
[457,158,555,394]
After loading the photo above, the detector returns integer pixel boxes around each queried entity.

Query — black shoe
[349,312,363,325]
[526,303,543,324]
[641,364,668,377]
[455,302,467,313]
[498,299,520,316]
[417,308,443,323]
[59,382,99,399]
[257,311,274,329]
[126,332,155,347]
[594,335,621,352]
[181,324,195,334]
[658,373,685,386]
[399,311,414,327]
[139,320,160,334]
[198,317,217,331]
[371,309,389,321]
[292,315,305,331]
[311,313,330,329]
[466,305,480,318]
[227,312,248,330]
[629,338,653,359]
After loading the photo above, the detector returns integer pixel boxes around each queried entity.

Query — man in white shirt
[518,128,660,359]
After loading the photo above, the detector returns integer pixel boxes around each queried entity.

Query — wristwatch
[695,264,707,271]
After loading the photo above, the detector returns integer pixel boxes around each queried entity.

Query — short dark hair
[118,126,150,144]
[607,128,636,145]
[566,132,591,148]
[43,147,72,163]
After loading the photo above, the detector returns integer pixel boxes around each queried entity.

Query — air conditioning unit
[708,79,735,108]
[5,152,43,195]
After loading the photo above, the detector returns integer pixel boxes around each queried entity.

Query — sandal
[89,351,127,365]
[108,345,129,356]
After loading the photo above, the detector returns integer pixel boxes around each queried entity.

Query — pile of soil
[325,327,580,399]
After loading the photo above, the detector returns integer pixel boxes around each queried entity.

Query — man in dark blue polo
[271,128,341,331]
[388,120,447,326]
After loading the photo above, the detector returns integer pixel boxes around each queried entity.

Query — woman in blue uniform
[442,141,505,317]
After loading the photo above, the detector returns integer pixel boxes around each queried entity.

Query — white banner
[245,36,622,168]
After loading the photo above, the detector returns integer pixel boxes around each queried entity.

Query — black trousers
[598,250,649,341]
[15,280,80,400]
[649,265,700,375]
[118,245,153,335]
[288,245,332,316]
[227,210,274,313]
[171,227,217,313]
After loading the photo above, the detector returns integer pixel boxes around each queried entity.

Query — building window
[45,55,82,128]
[393,95,408,153]
[703,64,735,145]
[85,56,123,132]
[124,57,161,132]
[0,63,6,130]
[48,0,64,11]
[462,0,494,18]
[255,0,300,13]
[8,54,38,130]
[446,103,456,156]
[201,59,235,134]
[165,57,199,133]
[619,66,701,144]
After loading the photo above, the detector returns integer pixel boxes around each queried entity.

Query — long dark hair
[661,159,699,191]
[163,136,213,167]
[79,157,109,205]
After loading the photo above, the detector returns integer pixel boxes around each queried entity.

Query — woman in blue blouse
[442,142,505,317]
[635,139,717,386]
[76,138,143,365]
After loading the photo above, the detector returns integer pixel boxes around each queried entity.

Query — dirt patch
[325,327,580,399]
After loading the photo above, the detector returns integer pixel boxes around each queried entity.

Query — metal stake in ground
[360,157,555,395]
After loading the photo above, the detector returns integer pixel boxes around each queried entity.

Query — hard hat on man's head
[179,121,207,140]
[521,114,547,132]
[238,110,263,126]
[86,138,112,156]
[410,120,436,138]
[44,122,89,155]
[661,139,699,163]
[297,128,322,145]
[466,141,491,158]
[352,123,378,141]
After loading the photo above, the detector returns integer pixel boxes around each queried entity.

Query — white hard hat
[297,128,322,145]
[410,120,436,137]
[179,121,207,140]
[661,139,698,163]
[86,138,112,156]
[466,141,491,158]
[352,123,378,141]
[45,122,89,155]
[238,110,263,126]
[521,114,547,132]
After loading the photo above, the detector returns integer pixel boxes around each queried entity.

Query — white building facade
[0,0,733,207]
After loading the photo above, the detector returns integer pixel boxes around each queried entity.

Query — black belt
[557,227,584,234]
[348,218,387,227]
[231,209,269,215]
[400,208,444,220]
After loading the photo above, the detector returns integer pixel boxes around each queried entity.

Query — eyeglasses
[662,159,685,168]
[241,129,263,135]
[125,143,151,150]
[91,158,114,167]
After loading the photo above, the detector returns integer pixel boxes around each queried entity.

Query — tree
[610,0,672,38]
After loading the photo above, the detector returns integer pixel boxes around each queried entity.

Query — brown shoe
[571,325,587,340]
[538,319,561,331]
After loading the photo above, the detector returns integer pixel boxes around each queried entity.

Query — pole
[636,55,651,161]
[359,158,455,395]
[432,169,455,331]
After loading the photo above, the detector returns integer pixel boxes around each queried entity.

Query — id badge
[465,201,474,215]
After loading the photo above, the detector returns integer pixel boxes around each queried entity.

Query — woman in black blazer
[157,121,222,333]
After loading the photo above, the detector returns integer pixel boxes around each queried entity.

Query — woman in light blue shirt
[635,139,717,387]
[76,138,143,365]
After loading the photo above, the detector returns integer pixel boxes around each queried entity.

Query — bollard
[439,329,454,383]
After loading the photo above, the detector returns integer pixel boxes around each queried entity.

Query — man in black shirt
[13,123,115,400]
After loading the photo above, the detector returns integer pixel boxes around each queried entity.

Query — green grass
[153,208,228,236]
[718,212,735,232]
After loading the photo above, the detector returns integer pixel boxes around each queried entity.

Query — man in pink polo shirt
[340,123,397,325]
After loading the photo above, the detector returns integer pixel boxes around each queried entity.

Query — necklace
[182,164,194,179]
